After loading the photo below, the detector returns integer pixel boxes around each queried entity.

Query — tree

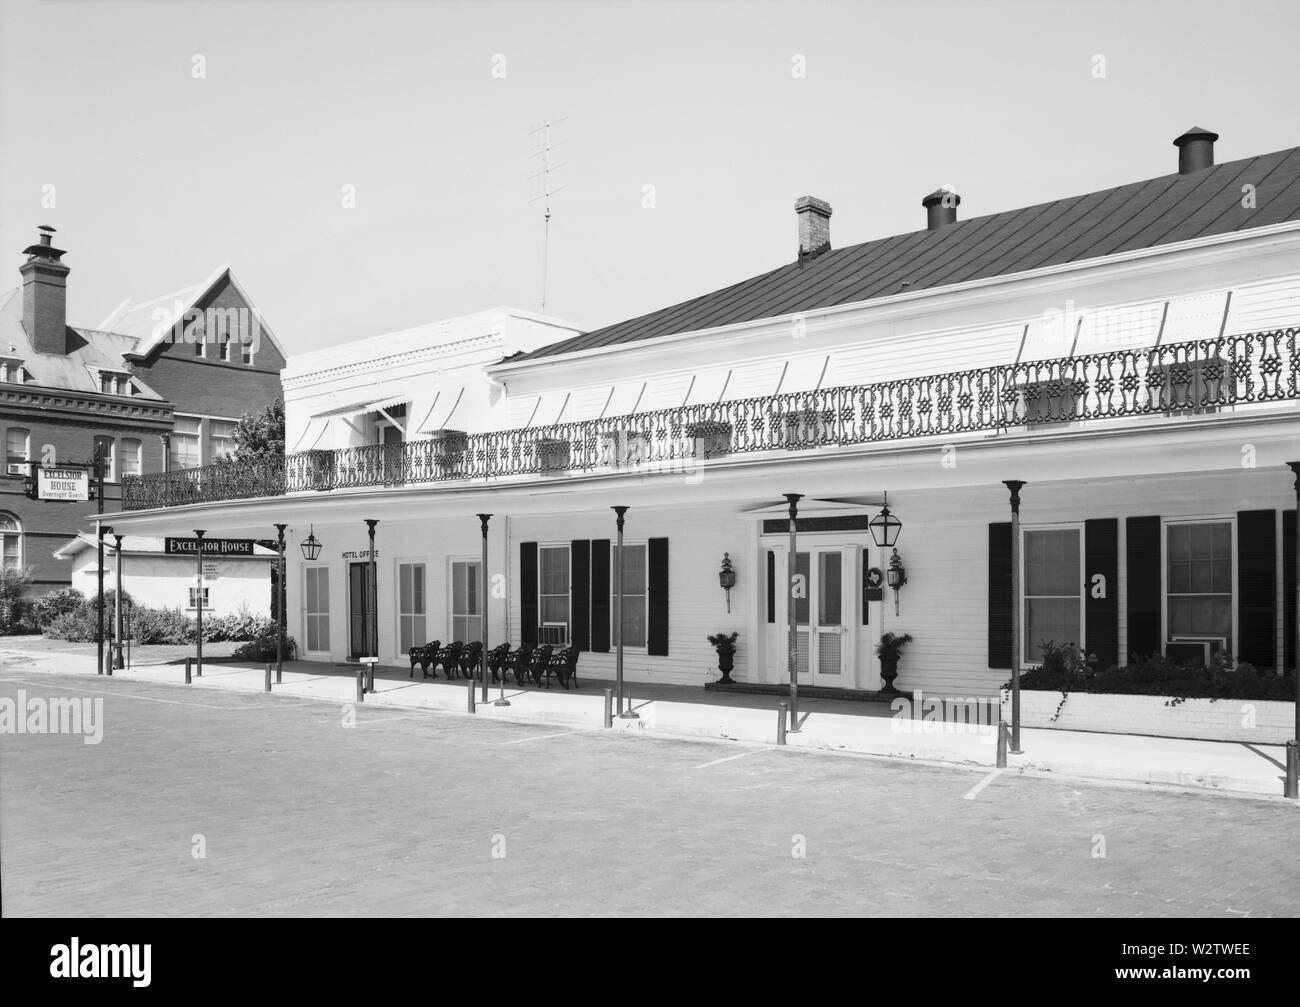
[231,398,285,462]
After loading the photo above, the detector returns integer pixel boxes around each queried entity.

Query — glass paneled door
[794,549,847,686]
[348,561,376,660]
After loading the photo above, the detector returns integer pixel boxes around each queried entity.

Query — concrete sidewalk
[2,645,1294,800]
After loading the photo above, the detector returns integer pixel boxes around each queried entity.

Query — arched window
[0,512,21,571]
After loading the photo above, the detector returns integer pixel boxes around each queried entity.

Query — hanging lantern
[300,524,322,561]
[869,490,903,548]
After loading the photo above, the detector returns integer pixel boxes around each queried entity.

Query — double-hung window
[0,513,21,570]
[538,546,570,645]
[398,563,427,652]
[1023,527,1083,663]
[615,543,648,648]
[170,416,201,469]
[1166,521,1233,655]
[208,419,237,461]
[451,560,482,643]
[5,428,29,475]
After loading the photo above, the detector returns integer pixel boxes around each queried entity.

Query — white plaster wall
[69,552,272,618]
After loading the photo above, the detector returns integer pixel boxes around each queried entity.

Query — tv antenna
[528,117,568,312]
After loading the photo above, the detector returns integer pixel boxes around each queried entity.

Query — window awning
[310,394,409,420]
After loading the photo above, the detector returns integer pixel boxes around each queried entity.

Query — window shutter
[766,550,776,624]
[648,537,669,656]
[1238,510,1275,667]
[571,539,591,651]
[988,522,1011,669]
[1126,516,1161,661]
[1285,510,1296,674]
[520,542,538,646]
[590,539,611,653]
[1084,518,1118,670]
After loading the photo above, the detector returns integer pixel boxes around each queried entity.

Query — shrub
[0,568,35,634]
[1036,639,1097,681]
[232,628,296,663]
[130,606,193,645]
[32,587,84,630]
[1017,650,1294,701]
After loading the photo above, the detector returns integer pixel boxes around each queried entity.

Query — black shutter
[520,542,538,646]
[1084,519,1119,670]
[648,537,669,656]
[988,523,1011,669]
[1126,516,1161,662]
[1285,510,1296,674]
[571,539,590,651]
[1238,510,1275,667]
[766,550,776,624]
[590,539,610,653]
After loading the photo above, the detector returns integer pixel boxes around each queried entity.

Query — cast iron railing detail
[122,327,1299,509]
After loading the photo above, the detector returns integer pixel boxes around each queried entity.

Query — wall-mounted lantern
[869,490,902,549]
[300,524,322,561]
[718,552,736,612]
[887,547,907,615]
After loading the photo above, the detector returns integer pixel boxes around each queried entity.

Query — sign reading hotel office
[164,537,256,557]
[36,467,90,502]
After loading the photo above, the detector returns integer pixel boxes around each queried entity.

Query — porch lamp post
[784,493,803,732]
[112,534,125,672]
[194,529,205,677]
[1003,480,1026,755]
[1287,463,1300,799]
[613,506,637,719]
[99,520,111,676]
[365,520,378,662]
[94,443,106,677]
[274,523,287,684]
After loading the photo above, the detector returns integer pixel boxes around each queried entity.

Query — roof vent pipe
[1173,127,1218,174]
[922,186,960,230]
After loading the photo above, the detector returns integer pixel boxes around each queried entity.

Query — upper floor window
[120,438,142,478]
[0,512,20,571]
[208,419,237,461]
[170,416,201,469]
[93,436,116,481]
[240,340,253,365]
[5,427,30,475]
[220,338,233,363]
[373,403,407,446]
[0,358,24,384]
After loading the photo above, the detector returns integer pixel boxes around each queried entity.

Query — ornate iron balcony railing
[122,327,1299,510]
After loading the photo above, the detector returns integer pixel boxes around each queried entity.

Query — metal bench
[408,640,441,679]
[544,646,581,690]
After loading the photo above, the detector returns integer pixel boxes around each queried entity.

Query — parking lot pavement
[1,675,1296,917]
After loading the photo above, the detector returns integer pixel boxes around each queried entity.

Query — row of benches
[407,640,581,690]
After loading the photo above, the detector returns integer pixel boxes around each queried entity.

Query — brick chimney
[922,186,961,230]
[20,226,70,355]
[1173,127,1218,175]
[795,196,832,261]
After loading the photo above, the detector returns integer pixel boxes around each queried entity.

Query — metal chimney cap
[1173,126,1219,148]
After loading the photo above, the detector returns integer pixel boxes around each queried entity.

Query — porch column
[113,534,125,672]
[194,529,205,676]
[274,523,286,683]
[1003,481,1026,754]
[365,520,378,660]
[478,513,493,704]
[1287,463,1300,799]
[784,493,803,732]
[613,506,636,719]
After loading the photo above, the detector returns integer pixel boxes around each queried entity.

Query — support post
[785,493,803,732]
[777,703,788,746]
[467,675,476,713]
[479,514,497,705]
[194,529,205,677]
[997,720,1009,769]
[604,688,613,728]
[275,523,286,685]
[185,656,192,684]
[365,519,378,667]
[614,506,637,719]
[95,446,105,676]
[1003,481,1025,754]
[112,533,125,673]
[1287,463,1300,798]
[265,663,272,693]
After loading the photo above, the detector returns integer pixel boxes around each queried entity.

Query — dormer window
[0,356,24,384]
[99,370,134,396]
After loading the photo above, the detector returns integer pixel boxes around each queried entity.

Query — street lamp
[194,529,206,678]
[300,525,322,562]
[364,520,378,662]
[274,523,286,685]
[112,533,125,672]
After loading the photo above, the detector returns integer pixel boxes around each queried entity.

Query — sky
[2,0,1298,355]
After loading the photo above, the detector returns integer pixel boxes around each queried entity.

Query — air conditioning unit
[1165,636,1227,667]
[6,462,30,476]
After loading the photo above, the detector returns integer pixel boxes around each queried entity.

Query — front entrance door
[348,561,375,660]
[794,549,847,686]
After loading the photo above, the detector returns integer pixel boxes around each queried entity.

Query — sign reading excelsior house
[164,538,256,557]
[36,467,90,502]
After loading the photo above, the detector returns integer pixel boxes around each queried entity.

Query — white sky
[2,0,1297,354]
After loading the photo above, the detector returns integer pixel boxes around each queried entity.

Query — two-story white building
[107,126,1300,702]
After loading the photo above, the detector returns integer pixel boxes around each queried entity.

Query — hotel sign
[164,538,256,557]
[35,467,90,502]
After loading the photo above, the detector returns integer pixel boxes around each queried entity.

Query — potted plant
[875,632,913,693]
[707,631,739,685]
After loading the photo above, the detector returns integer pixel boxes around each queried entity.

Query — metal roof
[515,145,1300,361]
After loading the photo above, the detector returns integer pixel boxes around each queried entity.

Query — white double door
[792,548,847,687]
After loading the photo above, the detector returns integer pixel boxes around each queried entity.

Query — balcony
[122,327,1299,510]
